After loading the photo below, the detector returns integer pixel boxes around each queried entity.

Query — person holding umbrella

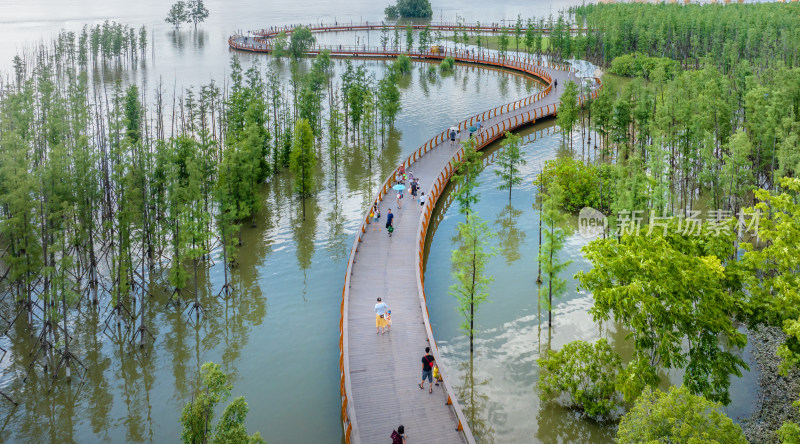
[393,183,406,209]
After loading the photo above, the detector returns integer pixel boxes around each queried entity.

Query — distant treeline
[569,3,800,70]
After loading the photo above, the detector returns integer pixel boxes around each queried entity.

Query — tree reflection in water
[456,355,495,443]
[494,204,525,265]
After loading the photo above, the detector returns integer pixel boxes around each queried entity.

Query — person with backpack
[419,347,436,393]
[390,425,406,444]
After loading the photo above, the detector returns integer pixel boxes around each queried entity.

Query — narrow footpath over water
[229,26,600,443]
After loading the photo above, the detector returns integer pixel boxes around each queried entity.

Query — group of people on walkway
[383,165,430,237]
[372,158,455,443]
[374,300,440,390]
[374,294,439,442]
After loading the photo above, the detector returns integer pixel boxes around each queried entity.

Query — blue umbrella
[392,184,406,191]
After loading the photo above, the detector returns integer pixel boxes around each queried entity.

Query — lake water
[0,1,757,443]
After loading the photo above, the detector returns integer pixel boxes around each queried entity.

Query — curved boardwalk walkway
[248,21,590,39]
[230,29,600,443]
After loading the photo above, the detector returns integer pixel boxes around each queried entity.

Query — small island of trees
[165,0,209,29]
[384,0,433,19]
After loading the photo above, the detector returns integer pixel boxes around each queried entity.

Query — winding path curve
[229,26,601,443]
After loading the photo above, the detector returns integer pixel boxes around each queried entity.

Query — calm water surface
[423,126,758,443]
[0,1,757,443]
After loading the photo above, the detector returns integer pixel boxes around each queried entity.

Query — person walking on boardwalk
[419,347,436,393]
[375,297,389,334]
[390,425,407,444]
[419,192,426,212]
[386,208,394,237]
[449,128,457,146]
[372,203,380,221]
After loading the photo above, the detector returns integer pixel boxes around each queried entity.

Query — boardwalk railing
[248,22,591,39]
[229,36,575,74]
[409,82,601,443]
[231,26,599,444]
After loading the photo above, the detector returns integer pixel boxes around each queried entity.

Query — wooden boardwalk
[229,29,600,443]
[248,21,592,40]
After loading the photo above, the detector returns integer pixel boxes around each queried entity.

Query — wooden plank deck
[229,30,600,443]
[344,68,578,444]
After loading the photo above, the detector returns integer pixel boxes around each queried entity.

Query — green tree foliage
[289,119,316,220]
[188,0,209,30]
[538,182,572,327]
[439,56,455,72]
[180,362,266,444]
[576,219,748,405]
[221,56,269,231]
[498,28,509,58]
[384,5,399,19]
[377,70,401,135]
[165,1,188,29]
[609,54,679,79]
[385,0,432,18]
[450,213,495,356]
[524,18,535,56]
[452,138,483,216]
[418,25,431,53]
[556,80,579,150]
[272,31,288,58]
[361,90,378,170]
[341,63,370,144]
[617,386,747,444]
[405,25,414,53]
[495,131,526,200]
[289,26,315,59]
[165,0,208,29]
[393,55,412,74]
[779,398,800,444]
[741,178,800,371]
[298,51,332,138]
[573,57,800,217]
[571,3,800,70]
[538,339,623,418]
[514,15,523,54]
[327,93,344,185]
[539,156,613,214]
[0,19,341,382]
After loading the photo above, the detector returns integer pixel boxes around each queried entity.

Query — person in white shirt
[374,297,389,334]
